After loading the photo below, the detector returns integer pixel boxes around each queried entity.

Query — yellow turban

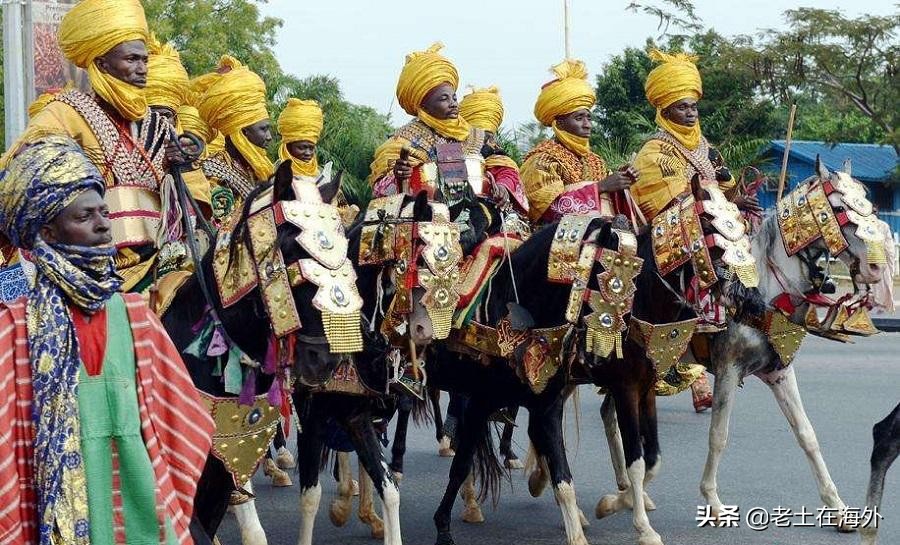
[198,55,273,180]
[534,59,595,157]
[145,34,189,112]
[58,0,148,121]
[645,49,703,149]
[277,99,323,177]
[395,42,470,141]
[459,86,504,134]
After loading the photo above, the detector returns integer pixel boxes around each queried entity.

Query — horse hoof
[438,436,455,457]
[361,514,385,539]
[435,531,455,545]
[528,469,547,498]
[462,506,485,524]
[263,459,292,487]
[329,499,351,527]
[351,479,360,497]
[638,533,663,545]
[504,457,525,470]
[595,494,619,519]
[275,446,296,469]
[644,492,657,511]
[577,508,590,528]
[836,514,857,534]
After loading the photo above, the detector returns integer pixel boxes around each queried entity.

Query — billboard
[24,0,83,102]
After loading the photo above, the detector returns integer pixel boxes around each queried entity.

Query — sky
[261,0,894,129]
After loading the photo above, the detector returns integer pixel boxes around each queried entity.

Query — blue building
[759,141,899,235]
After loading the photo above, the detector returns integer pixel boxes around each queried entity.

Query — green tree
[143,0,283,85]
[747,8,898,150]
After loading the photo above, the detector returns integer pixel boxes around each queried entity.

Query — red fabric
[541,183,602,223]
[0,295,215,545]
[488,165,528,214]
[71,306,108,376]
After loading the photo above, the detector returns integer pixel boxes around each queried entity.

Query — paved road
[218,334,899,545]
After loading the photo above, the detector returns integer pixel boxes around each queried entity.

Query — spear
[777,103,797,201]
[563,0,572,59]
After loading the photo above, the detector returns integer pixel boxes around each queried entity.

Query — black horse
[423,216,652,545]
[861,401,899,545]
[162,162,434,545]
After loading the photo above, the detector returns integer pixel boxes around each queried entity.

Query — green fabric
[77,294,177,545]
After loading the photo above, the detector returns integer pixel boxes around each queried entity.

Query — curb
[873,318,900,333]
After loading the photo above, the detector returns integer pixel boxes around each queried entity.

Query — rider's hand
[733,194,762,214]
[597,166,637,194]
[393,158,413,182]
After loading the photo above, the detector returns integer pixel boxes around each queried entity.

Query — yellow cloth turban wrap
[395,42,470,141]
[58,0,149,121]
[645,49,703,150]
[198,55,274,181]
[145,34,189,112]
[277,99,323,177]
[534,59,595,157]
[459,86,504,134]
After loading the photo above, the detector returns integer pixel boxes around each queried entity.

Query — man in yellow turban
[631,50,761,412]
[0,0,211,292]
[459,86,529,215]
[520,59,637,224]
[145,34,189,125]
[369,43,508,212]
[198,56,274,221]
[631,50,760,222]
[277,98,324,179]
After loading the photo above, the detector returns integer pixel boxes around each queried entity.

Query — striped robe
[0,293,214,545]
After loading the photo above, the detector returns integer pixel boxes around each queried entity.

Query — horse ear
[841,159,852,177]
[272,160,296,203]
[412,190,431,221]
[318,170,343,204]
[815,155,830,180]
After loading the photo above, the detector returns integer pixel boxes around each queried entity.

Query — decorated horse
[160,161,462,545]
[414,211,655,545]
[594,160,891,535]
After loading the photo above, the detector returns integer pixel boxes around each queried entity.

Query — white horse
[597,160,887,536]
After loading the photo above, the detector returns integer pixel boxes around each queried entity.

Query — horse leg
[329,451,354,527]
[390,396,412,480]
[528,396,589,545]
[231,479,268,545]
[429,386,444,443]
[638,386,662,509]
[500,405,524,469]
[861,403,899,545]
[611,387,662,545]
[699,363,740,519]
[459,471,485,523]
[433,399,493,545]
[358,459,385,539]
[596,394,658,519]
[344,412,401,545]
[295,415,324,545]
[193,457,234,540]
[526,443,551,498]
[758,366,851,532]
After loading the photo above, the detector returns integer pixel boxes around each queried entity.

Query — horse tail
[410,394,434,427]
[472,414,505,506]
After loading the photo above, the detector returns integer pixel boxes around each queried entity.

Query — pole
[2,0,28,147]
[563,0,572,59]
[777,103,797,202]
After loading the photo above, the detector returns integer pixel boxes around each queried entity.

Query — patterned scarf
[28,239,122,545]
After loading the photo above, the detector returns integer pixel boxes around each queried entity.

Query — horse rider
[630,50,763,412]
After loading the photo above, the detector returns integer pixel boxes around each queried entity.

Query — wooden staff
[563,0,572,59]
[777,104,798,201]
